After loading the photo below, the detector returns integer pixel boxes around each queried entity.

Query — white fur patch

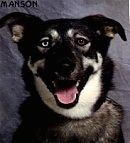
[83,42,91,51]
[83,52,103,72]
[67,29,75,38]
[44,29,59,40]
[50,30,59,39]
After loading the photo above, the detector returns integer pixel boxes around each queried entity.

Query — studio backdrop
[0,0,129,143]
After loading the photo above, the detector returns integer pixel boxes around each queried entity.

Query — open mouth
[36,66,93,108]
[52,80,80,106]
[36,67,82,108]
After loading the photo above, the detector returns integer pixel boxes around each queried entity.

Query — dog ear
[0,12,44,58]
[82,14,127,41]
[0,12,44,43]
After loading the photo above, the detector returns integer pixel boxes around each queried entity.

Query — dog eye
[76,38,89,46]
[40,39,50,48]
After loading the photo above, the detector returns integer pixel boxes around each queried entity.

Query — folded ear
[0,12,44,43]
[0,12,44,58]
[82,14,127,41]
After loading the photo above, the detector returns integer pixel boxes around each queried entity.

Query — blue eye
[41,39,50,48]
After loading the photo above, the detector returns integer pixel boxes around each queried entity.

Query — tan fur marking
[12,25,24,42]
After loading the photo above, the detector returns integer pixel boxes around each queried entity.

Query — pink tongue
[55,85,78,104]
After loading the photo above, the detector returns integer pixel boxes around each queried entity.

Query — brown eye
[76,38,89,46]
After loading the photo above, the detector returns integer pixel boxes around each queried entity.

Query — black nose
[56,60,75,77]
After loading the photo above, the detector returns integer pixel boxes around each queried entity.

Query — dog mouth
[36,65,93,108]
[52,80,79,105]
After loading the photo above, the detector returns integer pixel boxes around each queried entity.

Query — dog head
[0,12,126,118]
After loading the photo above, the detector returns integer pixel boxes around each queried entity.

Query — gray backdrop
[0,0,129,143]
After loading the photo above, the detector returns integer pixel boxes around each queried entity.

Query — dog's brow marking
[50,29,59,39]
[67,29,75,37]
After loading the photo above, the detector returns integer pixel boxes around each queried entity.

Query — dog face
[0,13,126,118]
[29,20,103,108]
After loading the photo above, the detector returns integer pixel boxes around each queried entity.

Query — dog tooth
[76,82,79,87]
[52,81,56,87]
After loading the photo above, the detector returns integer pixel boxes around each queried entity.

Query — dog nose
[56,61,75,77]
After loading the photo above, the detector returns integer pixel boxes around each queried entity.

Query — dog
[0,12,127,143]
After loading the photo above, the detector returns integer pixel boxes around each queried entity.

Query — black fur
[0,12,127,143]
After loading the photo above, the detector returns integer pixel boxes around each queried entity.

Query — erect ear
[82,14,127,41]
[0,12,44,43]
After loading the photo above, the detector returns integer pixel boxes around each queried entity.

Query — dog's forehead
[43,19,91,38]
